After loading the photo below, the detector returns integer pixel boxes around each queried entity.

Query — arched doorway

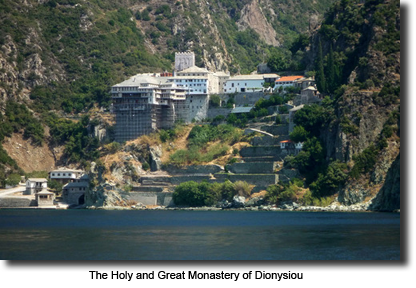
[78,194,85,205]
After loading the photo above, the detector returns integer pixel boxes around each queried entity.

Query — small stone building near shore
[35,189,55,207]
[62,174,90,206]
[62,181,88,206]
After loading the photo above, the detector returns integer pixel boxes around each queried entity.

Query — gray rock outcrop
[149,145,162,172]
[232,195,246,208]
[85,182,129,208]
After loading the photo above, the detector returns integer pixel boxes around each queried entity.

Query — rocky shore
[85,194,399,213]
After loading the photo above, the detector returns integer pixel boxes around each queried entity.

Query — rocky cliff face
[0,29,65,105]
[369,153,400,211]
[237,0,280,47]
[305,0,400,210]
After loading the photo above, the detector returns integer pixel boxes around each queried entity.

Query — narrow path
[0,185,26,198]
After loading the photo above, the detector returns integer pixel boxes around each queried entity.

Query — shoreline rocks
[82,199,398,213]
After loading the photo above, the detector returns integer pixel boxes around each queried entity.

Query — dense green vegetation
[314,0,400,96]
[44,113,100,164]
[0,102,44,185]
[168,124,242,166]
[2,0,161,181]
[0,101,44,145]
[173,180,251,207]
[265,178,303,205]
[222,93,296,128]
[1,0,171,114]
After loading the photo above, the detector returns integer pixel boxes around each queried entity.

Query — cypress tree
[327,44,336,94]
[316,39,327,93]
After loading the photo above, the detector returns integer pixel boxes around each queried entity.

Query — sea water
[0,209,400,260]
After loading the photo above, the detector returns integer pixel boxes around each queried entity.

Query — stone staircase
[223,134,282,192]
[219,123,299,191]
[128,124,300,205]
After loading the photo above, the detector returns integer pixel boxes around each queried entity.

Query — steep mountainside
[0,0,335,105]
[301,0,400,210]
[0,0,334,183]
[1,0,401,213]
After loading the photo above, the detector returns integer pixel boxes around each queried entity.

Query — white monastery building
[111,51,307,142]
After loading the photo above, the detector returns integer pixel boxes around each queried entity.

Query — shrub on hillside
[172,180,251,207]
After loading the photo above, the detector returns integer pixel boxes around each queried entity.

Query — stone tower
[175,52,195,72]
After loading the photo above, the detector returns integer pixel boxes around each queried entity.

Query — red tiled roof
[275,76,304,82]
[280,140,293,143]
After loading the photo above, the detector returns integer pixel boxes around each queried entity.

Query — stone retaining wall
[234,92,269,105]
[251,135,291,146]
[278,168,302,183]
[163,164,224,175]
[241,156,280,162]
[207,108,232,119]
[251,135,275,146]
[213,173,278,187]
[260,125,289,136]
[132,186,164,193]
[239,146,283,158]
[128,192,174,207]
[170,174,212,184]
[226,162,276,174]
[140,176,172,186]
[0,197,34,208]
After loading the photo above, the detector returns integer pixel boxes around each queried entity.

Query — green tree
[309,161,348,197]
[289,125,309,143]
[267,49,291,72]
[172,181,204,206]
[349,145,379,179]
[326,44,341,94]
[5,173,22,187]
[209,94,221,107]
[48,179,63,192]
[292,137,326,183]
[326,44,336,94]
[290,34,309,54]
[315,39,327,93]
[293,104,328,137]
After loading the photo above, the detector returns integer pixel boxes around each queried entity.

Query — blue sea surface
[0,209,400,260]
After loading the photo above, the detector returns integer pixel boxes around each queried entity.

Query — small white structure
[224,75,265,93]
[295,142,304,149]
[35,188,55,207]
[280,140,294,149]
[49,168,85,184]
[280,140,303,155]
[295,77,315,89]
[275,76,305,89]
[263,73,280,85]
[25,178,48,195]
